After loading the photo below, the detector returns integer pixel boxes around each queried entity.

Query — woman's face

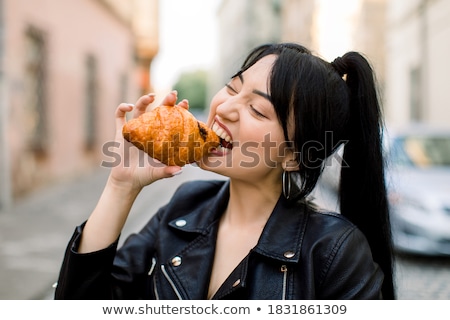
[199,55,293,181]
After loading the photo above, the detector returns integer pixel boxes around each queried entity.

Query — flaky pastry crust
[122,105,220,166]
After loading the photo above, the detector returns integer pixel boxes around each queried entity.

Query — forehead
[242,55,277,80]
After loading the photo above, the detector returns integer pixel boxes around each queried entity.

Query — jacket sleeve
[317,226,384,299]
[54,209,163,300]
[54,222,119,299]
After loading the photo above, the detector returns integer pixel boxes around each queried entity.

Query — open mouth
[212,121,233,150]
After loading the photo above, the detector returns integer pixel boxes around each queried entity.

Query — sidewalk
[0,165,224,300]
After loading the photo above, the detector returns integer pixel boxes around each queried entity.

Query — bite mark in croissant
[122,105,220,166]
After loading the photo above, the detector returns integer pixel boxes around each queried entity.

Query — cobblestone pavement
[395,254,450,299]
[1,166,449,300]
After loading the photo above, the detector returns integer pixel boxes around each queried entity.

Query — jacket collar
[168,180,309,263]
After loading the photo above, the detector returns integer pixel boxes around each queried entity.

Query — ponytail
[334,53,395,299]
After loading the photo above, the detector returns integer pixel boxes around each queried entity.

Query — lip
[213,116,233,141]
[209,116,233,155]
[208,147,230,157]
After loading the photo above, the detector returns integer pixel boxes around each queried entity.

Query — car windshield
[391,135,450,167]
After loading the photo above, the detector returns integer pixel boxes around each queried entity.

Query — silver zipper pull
[281,265,288,300]
[148,257,157,275]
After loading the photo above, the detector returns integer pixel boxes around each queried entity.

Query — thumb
[146,165,183,184]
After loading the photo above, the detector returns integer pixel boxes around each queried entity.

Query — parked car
[385,125,450,256]
[318,124,450,256]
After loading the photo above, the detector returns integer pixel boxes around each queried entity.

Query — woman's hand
[108,91,188,193]
[78,91,188,253]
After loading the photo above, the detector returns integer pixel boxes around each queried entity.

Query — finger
[133,93,156,118]
[160,90,178,106]
[153,166,183,181]
[178,99,189,110]
[115,103,134,132]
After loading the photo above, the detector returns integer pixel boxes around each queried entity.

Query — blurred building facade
[215,0,386,94]
[280,0,318,49]
[385,0,450,128]
[216,0,282,88]
[217,0,450,128]
[0,0,159,209]
[353,0,387,90]
[215,0,319,97]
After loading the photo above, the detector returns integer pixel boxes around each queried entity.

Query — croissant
[122,105,220,166]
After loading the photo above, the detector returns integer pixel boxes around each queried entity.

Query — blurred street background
[1,0,450,300]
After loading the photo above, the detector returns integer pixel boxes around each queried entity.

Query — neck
[224,177,282,227]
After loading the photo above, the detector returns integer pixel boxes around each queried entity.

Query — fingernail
[147,93,155,97]
[127,103,135,107]
[171,168,183,176]
[171,90,178,95]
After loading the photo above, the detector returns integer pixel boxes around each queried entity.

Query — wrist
[105,175,142,200]
[79,175,141,253]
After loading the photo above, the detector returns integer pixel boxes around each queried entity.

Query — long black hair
[236,43,395,299]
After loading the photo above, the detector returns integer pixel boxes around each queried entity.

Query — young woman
[55,43,395,299]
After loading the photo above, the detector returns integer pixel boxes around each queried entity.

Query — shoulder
[301,206,383,298]
[301,205,369,259]
[305,205,357,239]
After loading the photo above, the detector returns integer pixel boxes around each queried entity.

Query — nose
[216,98,239,122]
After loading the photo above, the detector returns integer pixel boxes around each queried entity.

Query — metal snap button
[175,219,187,227]
[171,256,182,266]
[284,251,295,258]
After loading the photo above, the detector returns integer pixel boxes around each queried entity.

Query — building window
[85,55,98,151]
[24,27,47,154]
[409,66,423,122]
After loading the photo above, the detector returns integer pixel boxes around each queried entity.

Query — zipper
[148,257,160,299]
[153,281,160,300]
[161,264,183,300]
[148,257,157,276]
[281,265,288,300]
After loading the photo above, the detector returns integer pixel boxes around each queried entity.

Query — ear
[282,149,300,172]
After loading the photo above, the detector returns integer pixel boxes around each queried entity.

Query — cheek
[206,90,226,125]
[242,125,287,161]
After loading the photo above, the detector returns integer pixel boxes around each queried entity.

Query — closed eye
[250,105,267,119]
[225,83,238,94]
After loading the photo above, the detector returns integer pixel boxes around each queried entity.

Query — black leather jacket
[55,180,384,300]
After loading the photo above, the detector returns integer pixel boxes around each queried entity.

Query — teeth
[216,127,225,136]
[212,122,232,144]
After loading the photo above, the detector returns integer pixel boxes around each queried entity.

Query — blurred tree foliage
[173,69,208,111]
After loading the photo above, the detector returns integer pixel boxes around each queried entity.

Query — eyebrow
[253,89,271,101]
[235,73,272,102]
